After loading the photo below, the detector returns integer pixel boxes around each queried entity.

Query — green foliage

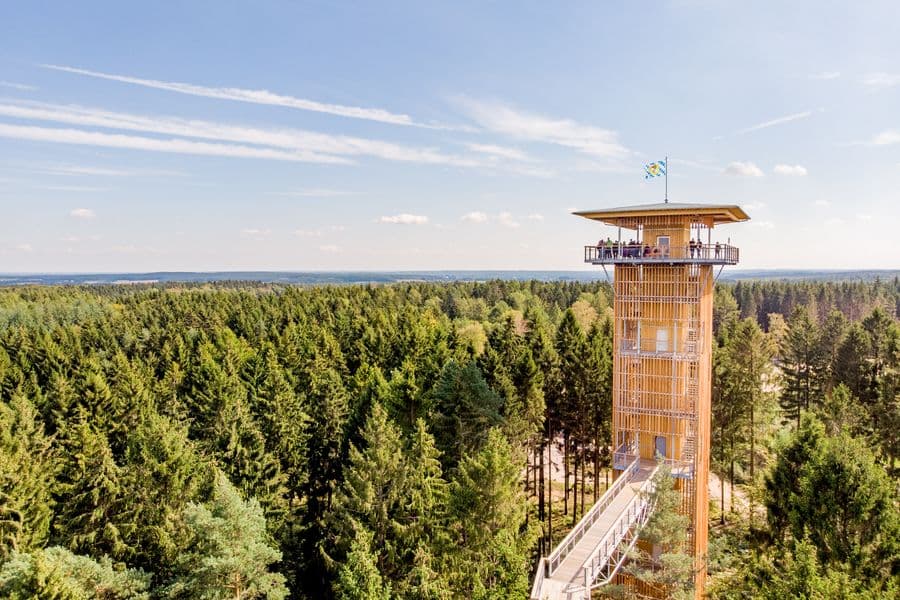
[334,530,391,600]
[623,465,694,597]
[447,428,537,599]
[0,394,57,557]
[0,546,150,600]
[164,472,288,600]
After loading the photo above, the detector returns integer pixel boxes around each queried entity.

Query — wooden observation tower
[530,202,748,600]
[578,202,749,597]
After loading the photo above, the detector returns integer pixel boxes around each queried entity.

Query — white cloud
[69,208,95,219]
[241,228,271,238]
[454,97,629,158]
[773,164,808,176]
[814,199,831,207]
[870,130,900,146]
[527,213,544,221]
[0,101,480,167]
[0,81,37,91]
[294,229,323,237]
[724,161,764,177]
[497,212,520,228]
[42,185,109,192]
[825,217,844,226]
[38,164,183,177]
[0,123,349,164]
[810,71,840,80]
[319,244,341,253]
[61,235,101,242]
[461,211,489,223]
[466,143,532,162]
[378,214,429,225]
[856,213,873,221]
[43,64,425,127]
[862,72,900,90]
[751,221,775,229]
[737,111,812,134]
[14,243,33,252]
[743,202,767,210]
[275,189,356,198]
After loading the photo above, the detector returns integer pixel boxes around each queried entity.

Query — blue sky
[1,1,898,272]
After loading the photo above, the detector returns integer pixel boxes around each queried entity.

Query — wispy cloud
[61,234,101,242]
[43,64,433,127]
[773,164,808,176]
[41,185,109,192]
[466,143,532,162]
[461,211,489,223]
[294,225,345,237]
[856,213,872,221]
[454,97,629,158]
[14,243,33,252]
[318,244,341,253]
[862,72,900,91]
[378,213,428,225]
[0,81,37,91]
[0,101,480,167]
[814,199,831,207]
[0,122,348,164]
[70,208,95,219]
[743,202,767,210]
[527,213,544,221]
[737,111,812,134]
[751,221,775,229]
[724,161,764,177]
[810,71,840,80]
[36,164,184,177]
[274,189,356,198]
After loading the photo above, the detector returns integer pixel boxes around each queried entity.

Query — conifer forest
[0,278,897,599]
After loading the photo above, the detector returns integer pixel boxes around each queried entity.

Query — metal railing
[546,456,641,575]
[576,465,658,592]
[530,557,548,600]
[584,243,739,265]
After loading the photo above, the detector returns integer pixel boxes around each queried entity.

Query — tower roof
[573,202,750,225]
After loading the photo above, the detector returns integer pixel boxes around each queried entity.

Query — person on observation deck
[689,238,697,258]
[715,241,721,259]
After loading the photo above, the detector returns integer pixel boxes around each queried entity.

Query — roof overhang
[573,202,750,226]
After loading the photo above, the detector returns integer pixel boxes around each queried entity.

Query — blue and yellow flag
[644,160,667,179]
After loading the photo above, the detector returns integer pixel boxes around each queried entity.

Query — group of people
[593,238,725,260]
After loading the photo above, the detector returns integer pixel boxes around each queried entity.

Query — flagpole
[665,155,668,203]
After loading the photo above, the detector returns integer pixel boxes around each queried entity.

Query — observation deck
[584,243,739,266]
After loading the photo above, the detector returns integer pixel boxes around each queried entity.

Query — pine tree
[329,402,406,579]
[0,394,57,557]
[333,529,391,600]
[447,428,536,600]
[54,422,131,560]
[165,472,288,600]
[0,546,151,600]
[432,360,503,469]
[780,307,824,428]
[623,465,694,599]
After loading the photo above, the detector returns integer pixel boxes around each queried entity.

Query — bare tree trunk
[720,472,725,525]
[563,432,569,516]
[593,431,600,504]
[572,447,578,526]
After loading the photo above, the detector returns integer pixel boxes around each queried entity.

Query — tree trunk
[563,432,569,516]
[572,447,578,526]
[720,471,725,525]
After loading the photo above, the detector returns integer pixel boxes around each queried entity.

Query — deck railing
[545,455,641,575]
[584,243,738,265]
